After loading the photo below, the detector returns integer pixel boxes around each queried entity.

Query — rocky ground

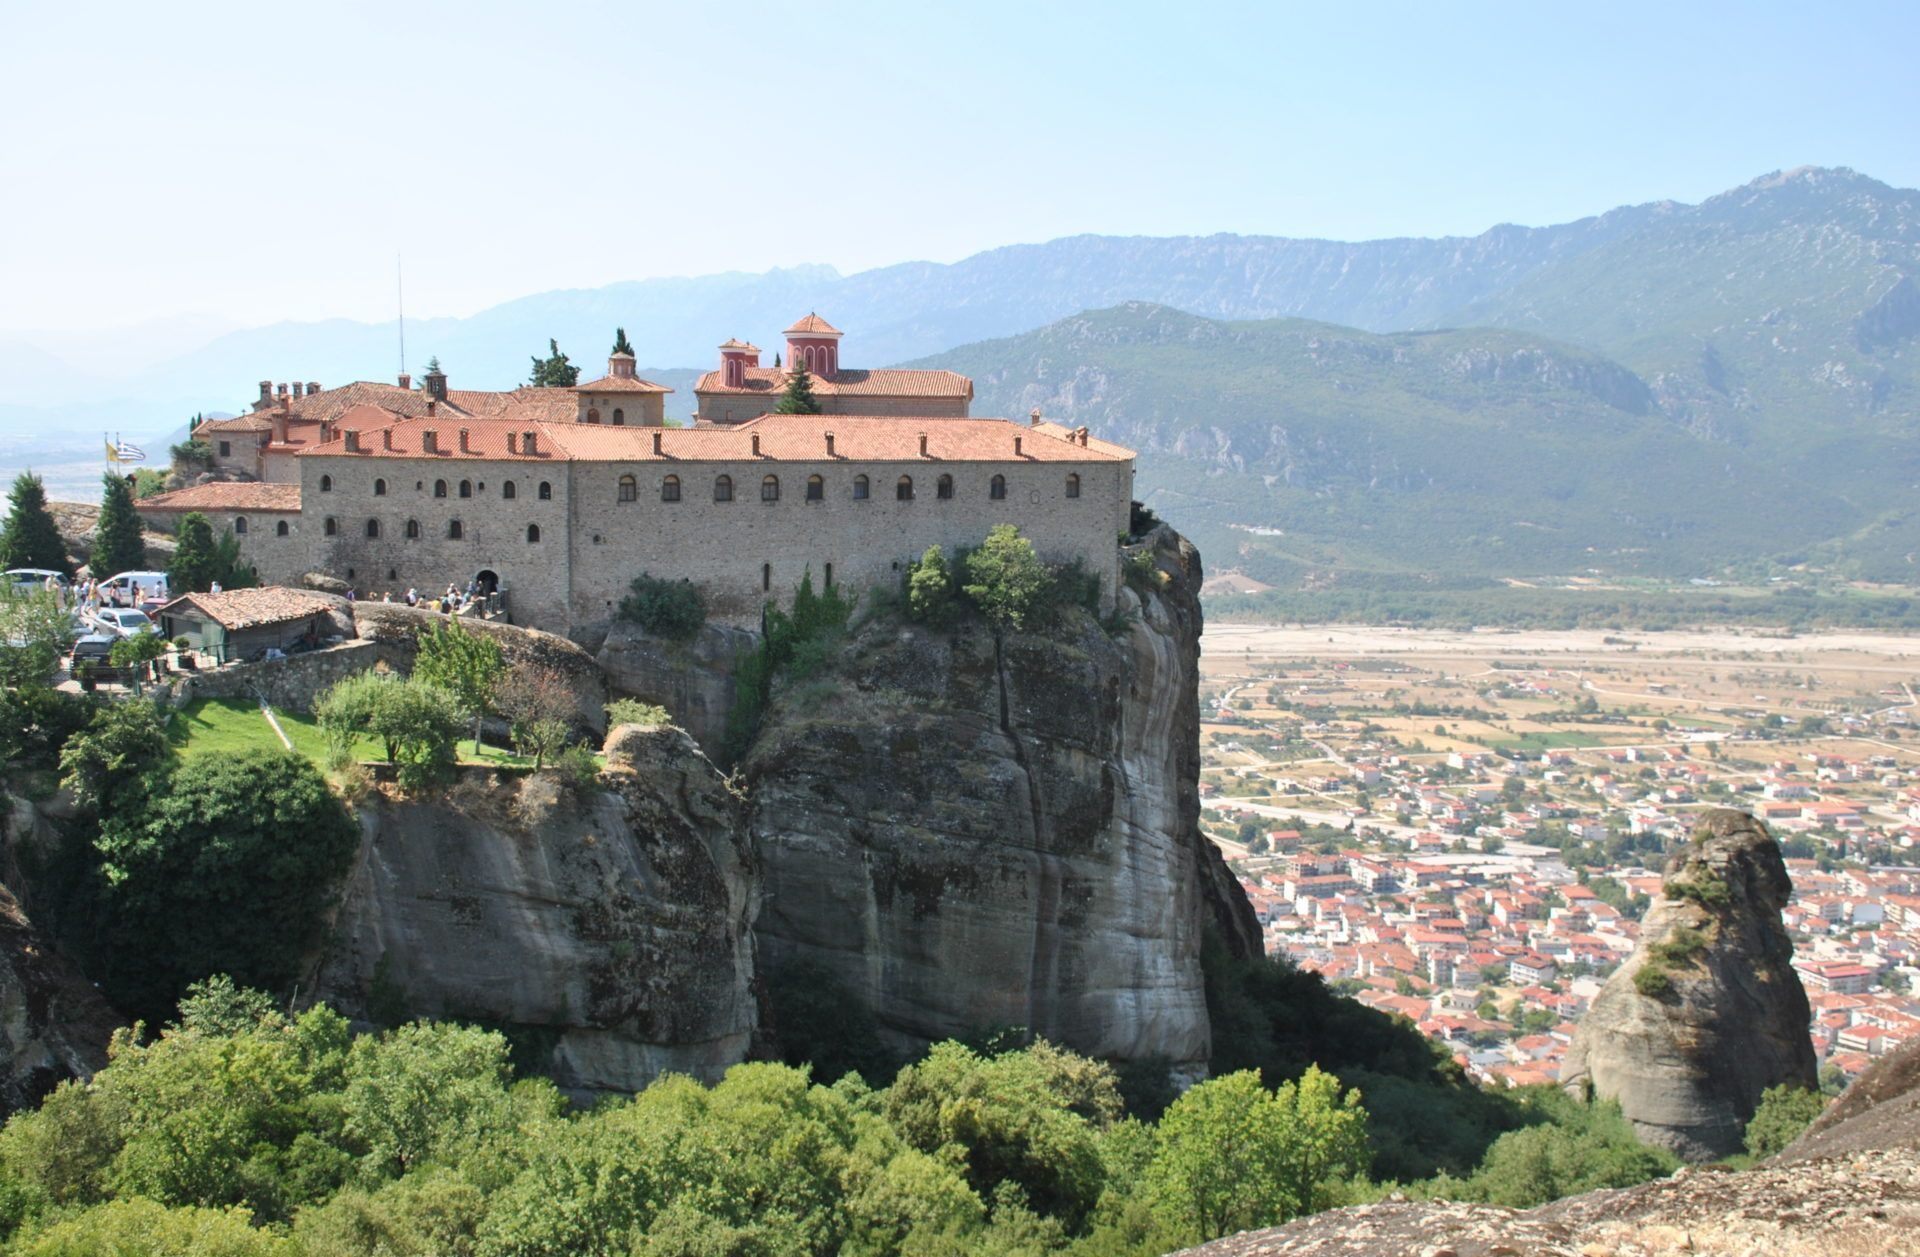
[1178,1038,1920,1257]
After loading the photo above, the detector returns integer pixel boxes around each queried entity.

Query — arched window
[374,478,387,496]
[405,519,420,539]
[662,475,681,502]
[538,481,552,500]
[714,474,733,502]
[612,408,625,426]
[434,479,448,498]
[365,518,380,538]
[276,520,289,537]
[806,474,824,501]
[527,524,541,543]
[586,408,600,424]
[852,474,869,500]
[618,474,637,503]
[233,515,248,534]
[459,479,472,499]
[324,516,338,536]
[761,475,780,502]
[762,563,772,592]
[320,474,333,492]
[936,473,954,500]
[448,520,463,539]
[502,480,516,499]
[896,475,913,501]
[1065,473,1081,499]
[990,474,1007,501]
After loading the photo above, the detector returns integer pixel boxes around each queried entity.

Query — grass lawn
[168,698,539,769]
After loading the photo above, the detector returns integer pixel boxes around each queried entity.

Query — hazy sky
[3,0,1915,332]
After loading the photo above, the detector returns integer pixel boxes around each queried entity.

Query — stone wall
[172,640,385,713]
[144,506,308,587]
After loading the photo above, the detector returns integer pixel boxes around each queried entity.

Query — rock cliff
[1560,809,1817,1161]
[743,525,1258,1071]
[0,879,120,1117]
[310,724,756,1094]
[590,619,759,756]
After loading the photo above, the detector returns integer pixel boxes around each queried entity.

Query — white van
[99,570,170,607]
[4,568,68,596]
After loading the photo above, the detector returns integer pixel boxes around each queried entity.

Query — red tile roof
[298,413,1133,464]
[138,482,303,512]
[694,366,973,398]
[160,587,337,630]
[719,339,760,351]
[576,375,672,394]
[228,381,582,428]
[784,313,842,336]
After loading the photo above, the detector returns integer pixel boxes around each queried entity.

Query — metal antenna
[396,253,406,380]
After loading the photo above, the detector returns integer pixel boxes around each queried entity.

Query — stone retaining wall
[172,640,387,713]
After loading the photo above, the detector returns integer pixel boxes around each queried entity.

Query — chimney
[1029,407,1042,426]
[308,381,320,396]
[458,428,472,453]
[426,400,437,417]
[507,431,518,454]
[291,382,304,399]
[258,380,273,406]
[276,382,289,400]
[918,432,929,457]
[397,373,412,389]
[382,427,395,451]
[425,364,448,402]
[751,433,761,456]
[824,431,835,457]
[652,431,663,455]
[422,429,437,453]
[344,429,360,453]
[319,421,335,444]
[1074,426,1090,447]
[271,409,289,446]
[1013,435,1022,457]
[522,429,537,454]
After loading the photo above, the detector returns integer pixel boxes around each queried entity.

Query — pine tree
[773,352,781,368]
[167,512,218,593]
[775,359,823,415]
[611,327,635,357]
[91,474,146,577]
[528,338,580,388]
[0,472,70,574]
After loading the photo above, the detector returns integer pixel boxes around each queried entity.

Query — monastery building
[139,316,1133,634]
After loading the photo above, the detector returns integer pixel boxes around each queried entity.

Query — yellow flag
[104,438,121,464]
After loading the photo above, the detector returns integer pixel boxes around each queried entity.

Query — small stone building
[158,587,340,664]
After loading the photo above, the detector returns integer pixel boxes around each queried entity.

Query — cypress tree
[775,359,823,415]
[168,512,217,593]
[0,472,70,574]
[528,338,580,387]
[611,327,635,357]
[91,474,146,577]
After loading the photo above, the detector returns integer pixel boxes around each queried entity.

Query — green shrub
[1744,1084,1826,1159]
[1664,870,1732,909]
[552,744,600,791]
[907,544,959,627]
[962,524,1051,631]
[91,749,360,1020]
[606,698,671,728]
[619,573,706,640]
[1632,964,1674,998]
[720,573,854,766]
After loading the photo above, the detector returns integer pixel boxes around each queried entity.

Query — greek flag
[114,440,146,463]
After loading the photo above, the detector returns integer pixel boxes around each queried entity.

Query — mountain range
[5,166,1916,580]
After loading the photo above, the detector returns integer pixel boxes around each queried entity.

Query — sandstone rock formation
[744,525,1259,1072]
[0,880,121,1117]
[594,619,759,756]
[311,726,755,1094]
[1561,809,1816,1161]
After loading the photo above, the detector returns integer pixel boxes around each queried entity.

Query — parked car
[97,570,169,607]
[69,633,116,665]
[90,607,155,638]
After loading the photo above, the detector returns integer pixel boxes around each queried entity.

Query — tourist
[405,587,418,607]
[210,579,222,594]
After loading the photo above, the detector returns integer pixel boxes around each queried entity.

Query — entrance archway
[474,569,500,597]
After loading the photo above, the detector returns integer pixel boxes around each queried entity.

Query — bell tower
[783,313,843,378]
